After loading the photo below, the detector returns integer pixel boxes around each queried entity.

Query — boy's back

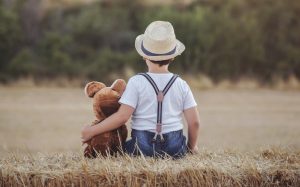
[119,72,197,134]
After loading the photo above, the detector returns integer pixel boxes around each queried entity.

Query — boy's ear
[111,79,126,95]
[84,81,106,98]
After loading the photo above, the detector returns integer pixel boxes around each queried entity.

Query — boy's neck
[147,64,170,74]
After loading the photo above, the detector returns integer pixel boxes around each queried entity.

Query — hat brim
[135,34,185,61]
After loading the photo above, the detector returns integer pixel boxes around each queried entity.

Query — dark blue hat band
[141,41,177,56]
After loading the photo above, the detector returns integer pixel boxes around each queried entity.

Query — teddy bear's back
[93,89,121,120]
[84,79,127,158]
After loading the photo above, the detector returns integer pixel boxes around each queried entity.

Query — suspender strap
[138,73,159,94]
[163,75,178,95]
[138,73,179,97]
[138,73,179,143]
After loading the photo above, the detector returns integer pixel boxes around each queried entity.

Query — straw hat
[135,21,185,61]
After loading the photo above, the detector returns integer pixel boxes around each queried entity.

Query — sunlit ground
[0,86,299,157]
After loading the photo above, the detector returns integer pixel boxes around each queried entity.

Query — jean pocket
[131,130,155,156]
[163,132,187,158]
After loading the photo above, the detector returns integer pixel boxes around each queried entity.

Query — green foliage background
[0,0,299,84]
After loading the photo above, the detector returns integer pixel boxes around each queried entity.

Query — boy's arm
[183,106,200,153]
[81,104,134,142]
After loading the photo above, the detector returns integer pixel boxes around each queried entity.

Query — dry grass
[1,148,299,186]
[0,86,300,186]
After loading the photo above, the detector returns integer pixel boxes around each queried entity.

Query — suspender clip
[151,132,158,143]
[151,132,165,143]
[159,133,165,142]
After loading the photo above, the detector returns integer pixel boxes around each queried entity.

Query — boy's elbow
[120,116,128,124]
[190,121,200,130]
[195,121,200,128]
[117,112,130,124]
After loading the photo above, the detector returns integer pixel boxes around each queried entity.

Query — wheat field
[0,86,300,186]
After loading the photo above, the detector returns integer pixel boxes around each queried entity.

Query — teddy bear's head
[84,79,126,120]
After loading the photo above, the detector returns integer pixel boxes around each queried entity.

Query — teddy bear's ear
[84,81,106,98]
[111,79,126,95]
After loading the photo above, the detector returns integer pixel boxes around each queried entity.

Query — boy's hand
[81,124,94,144]
[188,144,199,154]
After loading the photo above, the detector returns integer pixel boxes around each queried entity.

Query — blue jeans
[123,129,188,159]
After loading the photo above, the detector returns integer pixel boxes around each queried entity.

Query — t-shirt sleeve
[182,81,197,110]
[118,77,138,109]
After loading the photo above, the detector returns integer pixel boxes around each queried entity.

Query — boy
[81,21,200,158]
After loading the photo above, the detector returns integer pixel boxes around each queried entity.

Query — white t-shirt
[119,72,197,134]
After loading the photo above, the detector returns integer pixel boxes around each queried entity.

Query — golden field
[0,86,299,186]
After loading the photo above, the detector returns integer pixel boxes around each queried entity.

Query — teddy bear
[83,79,128,158]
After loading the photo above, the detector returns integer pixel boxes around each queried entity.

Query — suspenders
[138,73,179,143]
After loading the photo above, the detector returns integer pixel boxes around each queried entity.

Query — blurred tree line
[0,0,299,84]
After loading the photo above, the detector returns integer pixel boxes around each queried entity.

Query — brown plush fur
[83,79,128,158]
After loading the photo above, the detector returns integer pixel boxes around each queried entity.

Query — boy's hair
[150,59,173,67]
